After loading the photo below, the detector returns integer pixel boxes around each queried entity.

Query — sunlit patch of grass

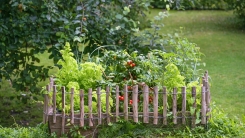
[149,9,245,119]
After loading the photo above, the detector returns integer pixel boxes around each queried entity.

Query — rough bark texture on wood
[191,87,197,128]
[162,87,167,125]
[43,84,50,124]
[201,86,206,124]
[173,88,177,124]
[106,86,110,124]
[143,85,149,123]
[124,85,128,121]
[61,86,66,135]
[153,86,158,125]
[115,85,120,122]
[53,85,57,123]
[88,88,93,127]
[97,87,102,125]
[182,86,186,125]
[132,85,138,123]
[80,90,84,127]
[70,88,74,124]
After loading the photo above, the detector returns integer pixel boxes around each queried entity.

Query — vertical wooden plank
[182,86,186,124]
[132,85,138,123]
[106,86,110,124]
[124,85,128,121]
[97,87,102,125]
[80,90,84,127]
[53,85,57,123]
[191,87,197,128]
[153,86,158,125]
[201,86,206,124]
[205,71,211,121]
[43,85,49,123]
[172,88,177,125]
[88,88,93,127]
[115,85,120,122]
[162,87,167,125]
[70,88,74,124]
[143,85,149,123]
[61,86,66,135]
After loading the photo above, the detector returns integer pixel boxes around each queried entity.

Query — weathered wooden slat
[162,87,167,125]
[70,88,74,124]
[61,86,66,135]
[124,85,128,121]
[201,86,206,124]
[106,86,110,124]
[53,85,57,123]
[97,87,102,125]
[43,85,50,123]
[80,90,84,127]
[191,87,197,128]
[143,85,149,123]
[182,86,186,124]
[204,71,211,121]
[132,85,138,123]
[115,85,120,122]
[88,88,93,127]
[153,86,158,125]
[173,87,177,124]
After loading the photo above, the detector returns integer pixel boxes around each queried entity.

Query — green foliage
[166,32,204,82]
[0,0,152,92]
[232,0,245,28]
[98,120,155,138]
[56,42,104,92]
[54,42,112,113]
[151,0,232,10]
[0,123,57,138]
[98,104,245,137]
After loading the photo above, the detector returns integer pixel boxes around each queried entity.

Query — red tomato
[129,100,133,105]
[127,86,132,90]
[127,60,133,65]
[120,96,124,101]
[131,63,136,67]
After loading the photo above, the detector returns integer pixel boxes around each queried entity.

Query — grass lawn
[149,9,245,119]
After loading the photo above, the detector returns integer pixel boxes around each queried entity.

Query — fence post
[97,87,102,125]
[162,87,167,125]
[115,86,120,122]
[106,86,110,124]
[80,90,84,127]
[191,87,196,128]
[182,86,186,125]
[205,71,211,121]
[143,85,149,123]
[43,85,50,124]
[153,86,158,125]
[88,88,93,127]
[201,86,206,124]
[132,85,138,123]
[53,85,57,123]
[124,85,128,121]
[70,88,74,124]
[173,88,177,125]
[61,86,66,135]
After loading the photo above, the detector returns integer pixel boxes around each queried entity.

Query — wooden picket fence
[43,71,211,137]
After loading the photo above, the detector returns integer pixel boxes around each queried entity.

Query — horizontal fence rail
[43,71,211,136]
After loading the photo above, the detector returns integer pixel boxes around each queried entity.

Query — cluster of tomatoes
[126,60,136,68]
[118,95,134,105]
[118,95,153,105]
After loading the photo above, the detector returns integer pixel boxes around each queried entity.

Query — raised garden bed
[43,72,211,137]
